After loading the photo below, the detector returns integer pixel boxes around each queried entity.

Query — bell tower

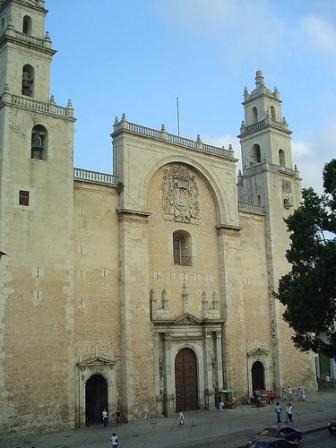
[238,72,313,392]
[0,0,76,434]
[239,70,293,173]
[0,0,53,100]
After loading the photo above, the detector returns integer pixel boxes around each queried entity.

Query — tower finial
[255,70,265,88]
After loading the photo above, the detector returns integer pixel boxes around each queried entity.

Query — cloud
[152,0,285,62]
[292,119,336,193]
[300,16,336,57]
[204,134,240,152]
[292,141,311,158]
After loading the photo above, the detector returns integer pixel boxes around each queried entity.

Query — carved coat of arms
[161,165,200,224]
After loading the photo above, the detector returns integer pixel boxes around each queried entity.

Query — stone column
[153,331,163,415]
[163,332,175,415]
[202,328,215,409]
[215,331,224,390]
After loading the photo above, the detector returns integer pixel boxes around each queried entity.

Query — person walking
[281,387,287,401]
[178,411,185,426]
[275,402,282,424]
[287,403,293,423]
[102,408,108,427]
[111,432,119,448]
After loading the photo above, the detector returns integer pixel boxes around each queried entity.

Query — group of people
[275,401,293,424]
[281,385,306,401]
[250,389,276,407]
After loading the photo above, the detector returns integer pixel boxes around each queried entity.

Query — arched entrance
[175,348,198,411]
[85,374,108,425]
[252,361,265,391]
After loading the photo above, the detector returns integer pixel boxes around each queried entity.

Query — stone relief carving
[161,165,200,224]
[161,289,168,310]
[247,346,269,357]
[181,281,189,313]
[282,180,292,193]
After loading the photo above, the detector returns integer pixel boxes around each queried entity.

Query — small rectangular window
[19,190,29,206]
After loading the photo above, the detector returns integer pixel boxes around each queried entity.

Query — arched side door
[175,348,198,411]
[252,361,265,391]
[85,374,108,425]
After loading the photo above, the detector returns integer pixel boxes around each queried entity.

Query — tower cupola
[239,71,292,170]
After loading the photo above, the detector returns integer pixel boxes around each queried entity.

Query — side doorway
[251,361,265,391]
[85,374,108,425]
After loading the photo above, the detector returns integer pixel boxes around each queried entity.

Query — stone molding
[152,311,224,327]
[216,224,241,236]
[116,208,151,218]
[77,356,116,369]
[0,0,46,14]
[247,347,270,357]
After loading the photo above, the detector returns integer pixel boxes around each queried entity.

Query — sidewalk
[1,390,335,448]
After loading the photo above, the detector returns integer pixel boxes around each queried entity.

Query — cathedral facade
[0,0,317,435]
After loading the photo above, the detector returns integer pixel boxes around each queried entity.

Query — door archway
[252,361,265,391]
[175,348,198,411]
[85,374,108,425]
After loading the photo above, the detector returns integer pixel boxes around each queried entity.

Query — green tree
[276,159,336,358]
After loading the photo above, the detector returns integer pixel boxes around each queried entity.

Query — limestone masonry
[0,0,317,436]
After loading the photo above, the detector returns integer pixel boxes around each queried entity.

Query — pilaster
[118,209,156,420]
[216,225,248,396]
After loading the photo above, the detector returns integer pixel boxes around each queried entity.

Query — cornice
[0,0,47,14]
[216,224,241,233]
[242,91,282,106]
[116,208,151,218]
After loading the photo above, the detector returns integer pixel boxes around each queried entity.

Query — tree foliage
[276,159,336,358]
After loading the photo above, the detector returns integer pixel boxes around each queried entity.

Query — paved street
[302,430,336,447]
[0,390,335,448]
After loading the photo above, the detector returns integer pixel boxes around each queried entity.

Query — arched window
[257,195,261,206]
[279,149,285,167]
[173,230,192,266]
[270,106,276,121]
[251,144,261,163]
[22,64,34,97]
[31,125,47,160]
[22,16,32,35]
[252,107,258,123]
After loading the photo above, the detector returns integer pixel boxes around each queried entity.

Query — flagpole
[176,96,180,136]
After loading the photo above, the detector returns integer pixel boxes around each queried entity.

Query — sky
[46,0,336,193]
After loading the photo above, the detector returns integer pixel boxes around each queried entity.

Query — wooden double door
[175,348,198,411]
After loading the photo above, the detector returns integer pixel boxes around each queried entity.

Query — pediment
[247,347,269,357]
[77,356,116,368]
[174,312,202,326]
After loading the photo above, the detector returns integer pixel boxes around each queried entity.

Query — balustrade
[0,93,74,119]
[74,168,118,185]
[238,202,265,214]
[240,118,289,136]
[1,27,52,50]
[114,120,234,159]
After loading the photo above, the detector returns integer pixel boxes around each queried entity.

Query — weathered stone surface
[0,1,316,437]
